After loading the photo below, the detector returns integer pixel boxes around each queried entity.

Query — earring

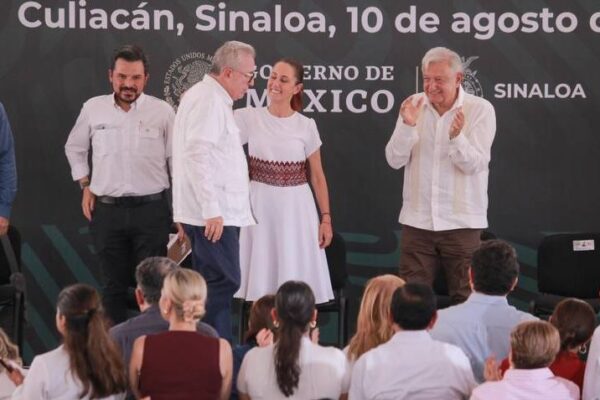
[579,343,588,355]
[162,308,168,315]
[273,320,279,328]
[309,320,317,329]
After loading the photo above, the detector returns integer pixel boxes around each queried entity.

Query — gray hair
[210,40,256,74]
[421,47,463,74]
[135,257,179,304]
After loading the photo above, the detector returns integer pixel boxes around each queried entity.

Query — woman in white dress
[7,284,127,400]
[235,58,334,304]
[237,281,349,400]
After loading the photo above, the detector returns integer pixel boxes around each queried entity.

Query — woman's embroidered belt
[249,156,308,187]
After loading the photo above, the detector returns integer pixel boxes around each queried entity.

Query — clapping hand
[399,95,425,127]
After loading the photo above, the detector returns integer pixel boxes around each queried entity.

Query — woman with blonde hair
[346,274,405,363]
[474,321,579,399]
[0,328,21,397]
[9,284,127,399]
[130,268,233,400]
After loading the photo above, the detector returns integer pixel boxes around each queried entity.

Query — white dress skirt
[233,107,334,304]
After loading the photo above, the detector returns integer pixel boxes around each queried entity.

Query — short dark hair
[111,44,149,74]
[390,283,437,330]
[135,257,178,304]
[551,298,596,351]
[471,239,519,295]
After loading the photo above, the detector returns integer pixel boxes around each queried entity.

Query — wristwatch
[79,180,90,190]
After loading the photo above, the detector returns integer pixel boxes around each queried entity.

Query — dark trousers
[399,225,481,304]
[183,224,240,342]
[90,198,170,324]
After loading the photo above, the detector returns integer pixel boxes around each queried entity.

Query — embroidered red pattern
[249,156,308,187]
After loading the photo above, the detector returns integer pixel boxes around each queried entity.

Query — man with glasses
[172,41,257,341]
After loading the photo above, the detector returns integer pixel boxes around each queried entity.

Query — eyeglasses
[233,69,257,83]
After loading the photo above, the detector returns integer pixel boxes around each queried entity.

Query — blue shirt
[0,102,17,218]
[430,292,537,383]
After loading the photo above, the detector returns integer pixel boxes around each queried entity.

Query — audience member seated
[232,294,276,400]
[473,321,579,400]
[129,268,232,400]
[498,298,596,391]
[237,281,349,400]
[9,284,127,399]
[345,274,405,371]
[349,283,476,400]
[110,256,218,368]
[0,328,21,398]
[583,320,600,400]
[430,239,536,382]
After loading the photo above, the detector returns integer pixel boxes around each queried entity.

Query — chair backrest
[325,232,347,290]
[0,226,21,285]
[537,233,600,298]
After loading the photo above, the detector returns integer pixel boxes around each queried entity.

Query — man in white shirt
[65,45,176,324]
[172,41,256,341]
[386,47,496,304]
[430,240,537,382]
[349,283,476,400]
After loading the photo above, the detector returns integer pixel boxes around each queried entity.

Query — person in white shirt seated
[8,284,127,399]
[430,239,537,382]
[237,280,349,400]
[349,283,476,400]
[472,320,579,400]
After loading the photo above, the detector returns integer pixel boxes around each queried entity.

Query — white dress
[234,107,334,303]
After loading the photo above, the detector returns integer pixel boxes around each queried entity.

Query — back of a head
[245,294,276,343]
[162,268,207,323]
[348,274,405,359]
[274,281,316,397]
[471,239,519,295]
[57,283,127,397]
[510,320,560,369]
[210,40,255,75]
[421,46,463,74]
[550,298,596,351]
[135,256,179,305]
[390,283,437,331]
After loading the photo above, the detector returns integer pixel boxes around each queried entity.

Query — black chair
[530,233,600,319]
[0,226,25,351]
[316,231,349,348]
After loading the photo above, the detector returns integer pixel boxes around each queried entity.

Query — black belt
[97,191,165,207]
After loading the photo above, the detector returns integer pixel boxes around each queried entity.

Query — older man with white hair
[172,41,257,341]
[386,47,497,304]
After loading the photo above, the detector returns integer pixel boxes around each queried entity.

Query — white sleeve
[304,118,322,157]
[64,104,92,181]
[447,100,496,175]
[385,117,419,170]
[179,98,225,219]
[11,355,49,399]
[583,327,600,400]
